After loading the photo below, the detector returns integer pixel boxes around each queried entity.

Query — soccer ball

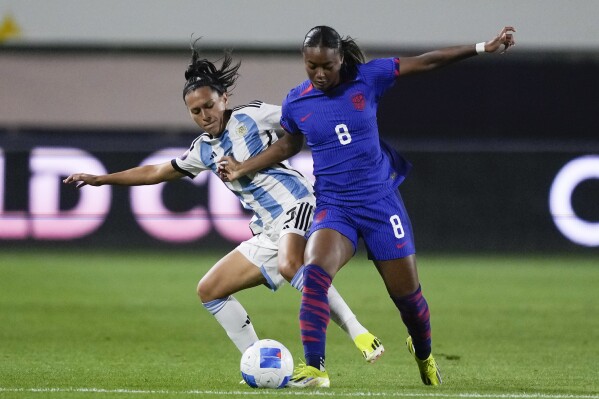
[240,339,293,389]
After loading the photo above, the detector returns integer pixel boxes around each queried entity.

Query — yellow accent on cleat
[286,361,330,388]
[354,332,385,363]
[406,336,442,386]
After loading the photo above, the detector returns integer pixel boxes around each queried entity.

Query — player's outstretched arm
[399,26,516,76]
[63,162,184,188]
[218,132,304,182]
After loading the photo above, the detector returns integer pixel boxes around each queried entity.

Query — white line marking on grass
[0,387,597,399]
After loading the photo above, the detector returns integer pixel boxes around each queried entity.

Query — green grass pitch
[0,249,597,399]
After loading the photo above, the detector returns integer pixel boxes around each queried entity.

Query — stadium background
[1,0,598,253]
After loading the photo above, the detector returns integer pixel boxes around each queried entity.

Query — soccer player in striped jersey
[219,26,516,387]
[63,41,384,372]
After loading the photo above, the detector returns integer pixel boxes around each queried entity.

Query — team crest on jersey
[236,124,248,136]
[351,92,365,111]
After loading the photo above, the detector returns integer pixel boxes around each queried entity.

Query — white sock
[291,266,368,340]
[328,285,368,340]
[203,296,259,353]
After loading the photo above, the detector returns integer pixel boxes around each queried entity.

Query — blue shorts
[308,190,416,261]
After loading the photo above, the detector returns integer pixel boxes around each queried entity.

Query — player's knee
[197,277,216,303]
[278,257,302,282]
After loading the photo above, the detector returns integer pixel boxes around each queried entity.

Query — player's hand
[485,26,516,54]
[217,156,243,182]
[62,173,100,188]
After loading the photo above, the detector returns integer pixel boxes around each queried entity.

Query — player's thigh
[304,228,354,279]
[197,249,266,302]
[373,255,420,297]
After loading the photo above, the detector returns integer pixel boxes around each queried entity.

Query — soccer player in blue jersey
[219,26,516,387]
[63,42,384,371]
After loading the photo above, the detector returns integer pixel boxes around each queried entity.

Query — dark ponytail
[302,26,365,79]
[182,37,241,100]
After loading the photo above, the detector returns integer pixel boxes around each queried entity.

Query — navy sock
[391,285,432,359]
[299,264,331,370]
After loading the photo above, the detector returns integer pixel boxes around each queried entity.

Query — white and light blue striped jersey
[171,101,314,237]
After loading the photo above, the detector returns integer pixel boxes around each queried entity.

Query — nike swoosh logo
[300,112,313,122]
[396,242,408,249]
[300,83,314,96]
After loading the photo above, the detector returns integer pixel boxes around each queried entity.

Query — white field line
[0,387,598,399]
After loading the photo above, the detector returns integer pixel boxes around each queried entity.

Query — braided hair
[182,37,241,100]
[302,26,365,80]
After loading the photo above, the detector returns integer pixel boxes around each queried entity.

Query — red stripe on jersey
[300,83,314,96]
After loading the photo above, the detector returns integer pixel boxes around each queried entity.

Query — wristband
[476,42,486,54]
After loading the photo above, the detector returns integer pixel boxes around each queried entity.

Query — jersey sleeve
[171,136,210,178]
[361,58,400,99]
[280,93,300,135]
[256,102,282,131]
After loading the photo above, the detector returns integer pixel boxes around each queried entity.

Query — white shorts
[236,200,315,291]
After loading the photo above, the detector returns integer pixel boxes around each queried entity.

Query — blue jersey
[281,58,405,205]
